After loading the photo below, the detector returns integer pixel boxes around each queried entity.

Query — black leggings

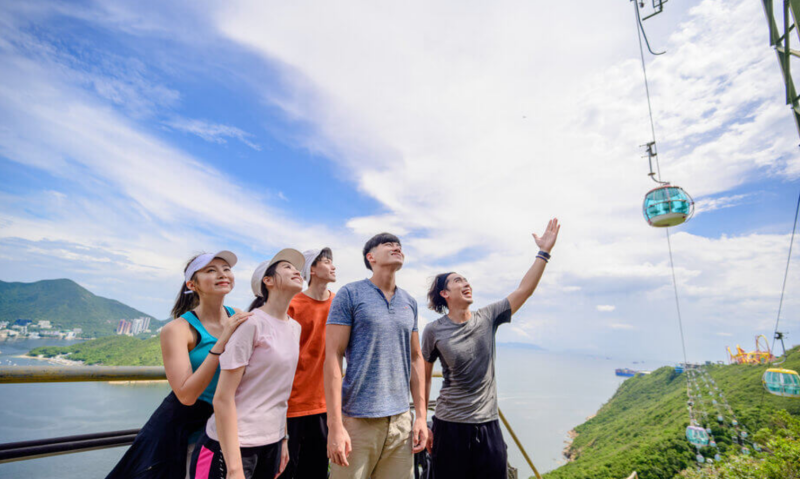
[190,433,282,479]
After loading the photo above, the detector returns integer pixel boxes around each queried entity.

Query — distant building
[13,319,32,327]
[37,320,52,329]
[117,319,132,335]
[0,321,8,329]
[73,328,82,335]
[129,317,151,335]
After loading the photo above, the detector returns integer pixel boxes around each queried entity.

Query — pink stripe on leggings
[194,445,215,479]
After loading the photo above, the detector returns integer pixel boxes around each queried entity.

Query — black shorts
[430,416,507,479]
[190,432,282,479]
[277,413,329,479]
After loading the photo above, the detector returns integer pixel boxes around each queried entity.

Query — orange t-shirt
[286,291,334,417]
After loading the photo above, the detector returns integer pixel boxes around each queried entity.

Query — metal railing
[0,367,543,479]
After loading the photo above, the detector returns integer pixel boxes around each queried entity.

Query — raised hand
[218,311,253,347]
[532,218,560,253]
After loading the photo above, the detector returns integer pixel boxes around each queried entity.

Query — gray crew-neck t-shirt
[327,279,418,418]
[421,299,511,424]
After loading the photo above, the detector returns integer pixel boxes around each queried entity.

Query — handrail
[1,367,542,479]
[0,430,140,464]
[0,366,166,383]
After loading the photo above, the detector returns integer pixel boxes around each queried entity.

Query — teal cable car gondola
[643,185,694,227]
[762,368,800,398]
[686,426,709,446]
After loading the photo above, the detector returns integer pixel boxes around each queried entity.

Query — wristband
[536,254,549,263]
[537,250,551,259]
[208,350,222,356]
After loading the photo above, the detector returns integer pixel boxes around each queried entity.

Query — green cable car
[762,368,800,398]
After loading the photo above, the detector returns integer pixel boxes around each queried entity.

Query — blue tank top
[182,306,234,405]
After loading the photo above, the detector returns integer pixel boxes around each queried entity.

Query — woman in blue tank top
[107,251,252,479]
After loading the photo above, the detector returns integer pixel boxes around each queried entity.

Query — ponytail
[171,254,202,319]
[247,261,283,312]
[247,282,268,312]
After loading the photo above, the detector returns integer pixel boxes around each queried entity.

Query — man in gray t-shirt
[421,218,560,479]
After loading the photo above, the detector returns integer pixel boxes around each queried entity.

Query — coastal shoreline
[562,429,579,463]
[16,354,84,367]
[561,413,596,464]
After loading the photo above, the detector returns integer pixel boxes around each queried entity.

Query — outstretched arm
[507,218,561,315]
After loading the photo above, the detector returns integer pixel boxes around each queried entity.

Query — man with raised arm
[324,233,427,479]
[422,219,561,479]
[279,248,336,479]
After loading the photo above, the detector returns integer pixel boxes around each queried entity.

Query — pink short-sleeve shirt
[206,309,301,447]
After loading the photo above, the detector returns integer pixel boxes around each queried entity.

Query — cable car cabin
[714,454,721,461]
[643,185,694,227]
[717,415,724,423]
[696,454,705,464]
[762,368,800,397]
[686,426,710,446]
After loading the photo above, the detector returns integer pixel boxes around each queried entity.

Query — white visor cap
[184,251,238,284]
[250,248,306,297]
[300,249,322,282]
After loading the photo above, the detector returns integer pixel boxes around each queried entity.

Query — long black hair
[171,254,202,319]
[247,261,284,312]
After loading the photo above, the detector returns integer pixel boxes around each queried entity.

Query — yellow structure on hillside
[727,335,774,364]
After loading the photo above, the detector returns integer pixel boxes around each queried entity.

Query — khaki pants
[330,411,413,479]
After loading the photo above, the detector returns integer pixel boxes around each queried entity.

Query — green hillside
[544,346,800,479]
[0,279,153,337]
[29,335,163,366]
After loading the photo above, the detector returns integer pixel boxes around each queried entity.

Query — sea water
[0,339,667,478]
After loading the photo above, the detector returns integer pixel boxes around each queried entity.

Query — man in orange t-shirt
[279,247,336,479]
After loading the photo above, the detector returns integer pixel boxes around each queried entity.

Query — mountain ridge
[0,278,153,337]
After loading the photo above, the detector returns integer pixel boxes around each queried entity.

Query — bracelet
[536,254,549,263]
[208,350,222,356]
[537,250,551,259]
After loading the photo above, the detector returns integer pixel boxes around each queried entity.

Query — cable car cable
[634,3,690,367]
[634,1,663,182]
[770,189,800,355]
[667,230,689,367]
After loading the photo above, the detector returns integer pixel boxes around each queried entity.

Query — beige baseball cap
[250,248,305,297]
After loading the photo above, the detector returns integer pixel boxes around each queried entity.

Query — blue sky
[1,0,799,362]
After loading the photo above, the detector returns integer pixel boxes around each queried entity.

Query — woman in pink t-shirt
[190,249,305,479]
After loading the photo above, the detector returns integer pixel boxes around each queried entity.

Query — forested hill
[0,279,153,337]
[544,346,800,479]
[29,335,163,366]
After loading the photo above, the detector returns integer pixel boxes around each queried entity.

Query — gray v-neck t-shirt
[421,299,511,423]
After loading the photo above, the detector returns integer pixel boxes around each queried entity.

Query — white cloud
[1,0,800,360]
[210,0,800,360]
[164,117,261,150]
[596,305,616,312]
